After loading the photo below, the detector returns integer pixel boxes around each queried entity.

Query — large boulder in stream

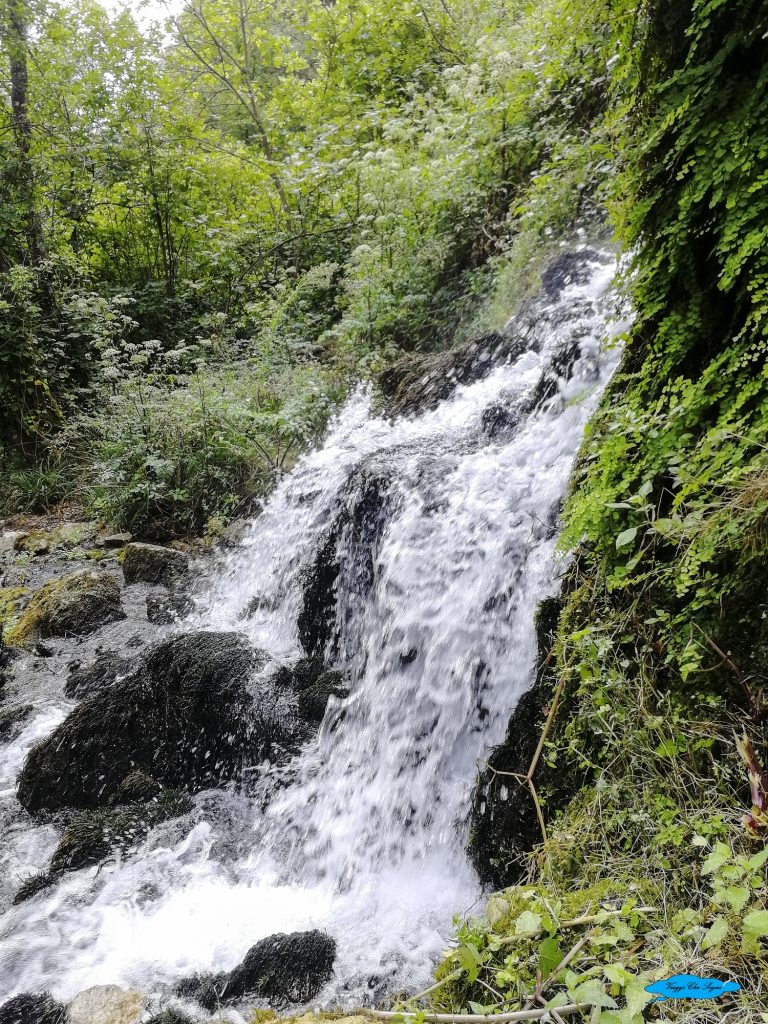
[177,930,336,1010]
[0,993,68,1024]
[17,631,271,812]
[5,570,125,647]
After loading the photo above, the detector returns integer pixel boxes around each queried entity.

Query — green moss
[5,570,121,647]
[0,586,30,635]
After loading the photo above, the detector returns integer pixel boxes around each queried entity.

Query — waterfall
[0,248,624,1009]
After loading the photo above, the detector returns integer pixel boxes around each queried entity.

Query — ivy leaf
[616,527,638,549]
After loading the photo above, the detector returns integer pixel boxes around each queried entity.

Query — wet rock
[4,570,125,647]
[121,543,188,587]
[378,331,526,415]
[101,533,132,549]
[0,703,33,740]
[299,463,394,660]
[145,1013,194,1024]
[35,641,55,657]
[541,248,601,299]
[65,649,131,699]
[275,658,348,724]
[0,992,68,1024]
[178,930,336,1010]
[67,985,144,1024]
[13,530,50,555]
[469,594,582,888]
[218,519,250,548]
[12,871,56,905]
[146,590,193,625]
[49,790,193,873]
[17,631,269,811]
[481,403,520,438]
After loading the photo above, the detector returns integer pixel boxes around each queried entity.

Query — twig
[495,907,655,947]
[360,1005,592,1023]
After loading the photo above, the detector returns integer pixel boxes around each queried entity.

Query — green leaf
[514,910,543,935]
[616,527,638,549]
[701,916,729,950]
[572,979,617,1009]
[742,909,768,954]
[701,842,730,875]
[538,936,563,977]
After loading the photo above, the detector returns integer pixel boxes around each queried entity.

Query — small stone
[68,985,144,1024]
[102,533,132,549]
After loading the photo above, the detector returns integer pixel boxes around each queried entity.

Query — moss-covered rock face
[177,930,337,1010]
[4,570,125,647]
[0,993,67,1024]
[16,631,272,812]
[0,586,30,634]
[121,543,189,587]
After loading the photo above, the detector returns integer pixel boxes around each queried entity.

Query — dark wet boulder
[469,595,583,889]
[0,703,33,740]
[540,248,601,299]
[17,631,269,812]
[298,462,394,660]
[146,590,194,625]
[0,993,68,1024]
[274,658,348,724]
[65,648,131,699]
[5,570,125,647]
[378,331,526,416]
[49,790,193,873]
[121,543,189,586]
[481,403,520,438]
[177,930,336,1010]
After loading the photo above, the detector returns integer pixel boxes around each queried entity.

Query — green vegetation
[416,1,768,1021]
[2,0,768,1016]
[0,0,610,535]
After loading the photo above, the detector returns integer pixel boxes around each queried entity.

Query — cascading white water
[0,249,625,1013]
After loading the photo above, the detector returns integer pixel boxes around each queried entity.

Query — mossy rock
[0,703,34,740]
[0,586,30,632]
[121,543,189,586]
[12,530,51,556]
[0,993,68,1024]
[5,570,125,647]
[177,930,336,1010]
[50,789,193,873]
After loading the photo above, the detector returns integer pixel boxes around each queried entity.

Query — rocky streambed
[0,527,345,1022]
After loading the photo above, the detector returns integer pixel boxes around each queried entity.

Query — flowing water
[0,248,625,1016]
